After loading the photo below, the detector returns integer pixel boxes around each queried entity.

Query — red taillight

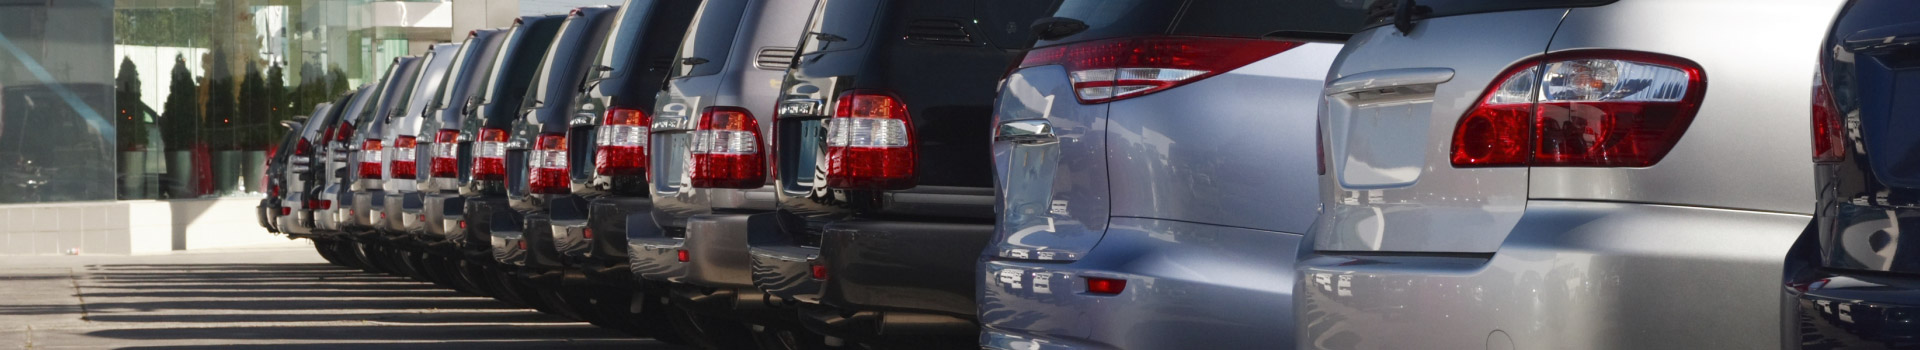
[528,133,568,194]
[595,108,650,177]
[582,228,593,240]
[358,139,385,178]
[517,240,527,250]
[270,184,282,198]
[676,249,689,262]
[810,264,828,280]
[473,128,509,180]
[294,138,313,157]
[1450,50,1706,168]
[826,91,915,190]
[307,199,331,209]
[279,207,291,216]
[1085,277,1126,295]
[333,123,355,144]
[1020,36,1302,104]
[390,136,418,179]
[430,129,460,178]
[690,107,764,188]
[1811,69,1845,163]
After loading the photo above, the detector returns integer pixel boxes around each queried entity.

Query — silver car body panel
[1316,9,1565,253]
[982,43,1340,349]
[1300,0,1839,348]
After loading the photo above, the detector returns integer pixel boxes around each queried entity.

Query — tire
[752,325,832,350]
[667,303,758,350]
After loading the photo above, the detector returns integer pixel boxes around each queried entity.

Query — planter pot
[118,151,148,199]
[213,150,241,195]
[243,150,267,194]
[165,151,195,198]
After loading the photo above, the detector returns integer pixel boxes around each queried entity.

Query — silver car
[382,43,460,237]
[1299,0,1839,348]
[979,1,1362,349]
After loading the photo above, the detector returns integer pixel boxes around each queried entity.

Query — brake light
[294,138,313,157]
[595,108,649,176]
[676,249,689,262]
[473,128,509,180]
[690,107,764,188]
[308,199,332,210]
[1450,50,1706,168]
[1811,69,1844,163]
[390,136,418,179]
[826,91,915,190]
[1020,36,1302,104]
[810,264,828,280]
[280,207,291,216]
[358,139,384,178]
[430,129,460,178]
[333,123,355,144]
[1086,277,1126,295]
[528,133,568,194]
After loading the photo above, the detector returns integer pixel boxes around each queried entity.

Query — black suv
[751,0,1052,347]
[1784,0,1920,347]
[459,13,567,312]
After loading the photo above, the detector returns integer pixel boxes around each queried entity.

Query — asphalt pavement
[0,244,682,349]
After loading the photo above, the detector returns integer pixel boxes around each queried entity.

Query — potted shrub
[115,57,154,199]
[158,55,199,198]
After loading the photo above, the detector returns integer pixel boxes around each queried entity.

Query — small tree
[266,63,289,123]
[204,46,236,150]
[238,61,268,150]
[159,55,199,151]
[115,57,150,151]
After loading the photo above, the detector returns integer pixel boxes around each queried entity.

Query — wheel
[667,303,758,350]
[311,239,343,265]
[455,259,498,298]
[752,324,832,350]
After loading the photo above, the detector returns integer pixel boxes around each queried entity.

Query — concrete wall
[0,198,306,256]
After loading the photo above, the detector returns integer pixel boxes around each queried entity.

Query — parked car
[419,28,512,296]
[381,43,461,240]
[750,0,1051,347]
[561,0,701,341]
[621,0,810,346]
[498,3,625,327]
[458,11,570,315]
[273,102,331,237]
[311,86,373,238]
[1297,0,1836,348]
[342,56,424,275]
[978,0,1362,348]
[1784,0,1920,347]
[257,118,306,233]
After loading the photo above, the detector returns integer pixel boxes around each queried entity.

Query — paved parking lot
[0,245,681,349]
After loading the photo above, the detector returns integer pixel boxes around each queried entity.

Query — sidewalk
[0,247,679,349]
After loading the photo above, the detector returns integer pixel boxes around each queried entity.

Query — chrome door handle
[995,119,1055,144]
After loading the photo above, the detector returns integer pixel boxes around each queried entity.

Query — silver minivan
[981,1,1360,349]
[1299,0,1840,348]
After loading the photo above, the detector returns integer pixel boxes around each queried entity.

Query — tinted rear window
[1352,0,1618,28]
[1039,0,1365,47]
[670,0,749,78]
[798,0,880,55]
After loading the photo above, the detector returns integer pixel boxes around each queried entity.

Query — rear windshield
[431,37,479,111]
[1039,0,1365,47]
[1350,0,1618,29]
[670,0,749,78]
[597,2,647,78]
[797,0,879,55]
[356,61,405,125]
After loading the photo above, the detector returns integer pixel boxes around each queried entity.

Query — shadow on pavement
[0,262,683,349]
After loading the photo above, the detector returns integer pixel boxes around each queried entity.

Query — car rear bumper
[461,196,504,261]
[801,219,994,340]
[1296,200,1809,349]
[424,193,463,238]
[256,199,277,232]
[349,190,386,231]
[487,202,529,267]
[547,195,591,263]
[980,217,1301,350]
[583,196,648,286]
[1783,225,1920,348]
[382,192,420,235]
[748,215,823,303]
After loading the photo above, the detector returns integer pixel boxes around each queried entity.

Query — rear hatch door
[1318,2,1584,253]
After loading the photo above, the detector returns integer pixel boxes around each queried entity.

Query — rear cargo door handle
[996,120,1055,144]
[1324,67,1455,99]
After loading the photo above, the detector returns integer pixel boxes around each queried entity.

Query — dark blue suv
[1784,0,1920,348]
